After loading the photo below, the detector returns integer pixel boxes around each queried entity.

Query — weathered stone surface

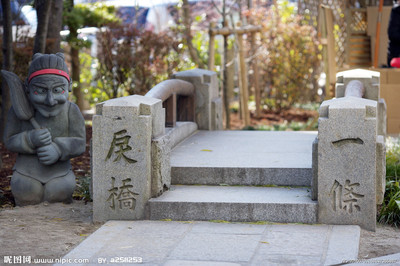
[335,68,386,137]
[173,69,222,130]
[311,137,318,201]
[171,130,315,186]
[378,98,387,137]
[165,121,198,148]
[211,98,223,130]
[148,185,317,224]
[376,135,386,205]
[151,134,171,197]
[317,97,377,231]
[332,68,387,208]
[324,225,361,265]
[171,167,312,187]
[59,221,360,266]
[92,95,163,222]
[96,95,165,138]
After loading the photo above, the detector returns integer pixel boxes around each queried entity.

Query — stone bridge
[91,68,386,232]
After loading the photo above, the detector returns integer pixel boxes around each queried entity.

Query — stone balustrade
[91,69,222,222]
[312,69,386,231]
[145,79,195,127]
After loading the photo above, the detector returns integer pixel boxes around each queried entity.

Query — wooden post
[208,22,216,71]
[237,22,250,126]
[373,0,384,68]
[251,31,261,118]
[164,93,177,127]
[319,5,336,99]
[223,21,230,129]
[226,47,235,114]
[206,23,260,128]
[177,95,195,122]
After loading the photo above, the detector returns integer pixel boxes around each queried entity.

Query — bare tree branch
[182,0,206,68]
[211,0,223,15]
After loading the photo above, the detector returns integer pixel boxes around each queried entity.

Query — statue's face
[28,74,69,117]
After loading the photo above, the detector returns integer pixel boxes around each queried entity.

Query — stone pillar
[333,69,387,206]
[92,95,165,222]
[317,97,377,231]
[173,69,223,130]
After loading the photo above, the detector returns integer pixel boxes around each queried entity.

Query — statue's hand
[37,143,61,165]
[29,128,52,148]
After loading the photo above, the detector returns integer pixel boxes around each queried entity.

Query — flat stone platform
[59,220,360,266]
[171,131,318,186]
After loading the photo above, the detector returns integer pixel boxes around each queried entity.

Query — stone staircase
[148,130,318,224]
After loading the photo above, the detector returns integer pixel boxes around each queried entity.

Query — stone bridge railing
[145,79,195,127]
[312,69,386,231]
[92,69,222,222]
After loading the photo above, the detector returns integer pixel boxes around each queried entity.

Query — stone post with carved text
[92,95,165,222]
[317,97,378,231]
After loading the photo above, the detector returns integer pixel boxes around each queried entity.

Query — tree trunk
[223,34,230,129]
[67,0,85,111]
[33,0,51,54]
[45,0,63,54]
[182,0,206,69]
[1,0,13,144]
[71,46,85,110]
[222,0,230,129]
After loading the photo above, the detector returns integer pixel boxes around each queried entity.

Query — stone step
[148,185,317,224]
[171,130,317,186]
[172,167,313,186]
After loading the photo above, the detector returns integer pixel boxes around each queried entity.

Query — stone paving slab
[58,220,360,266]
[171,131,317,186]
[148,185,317,224]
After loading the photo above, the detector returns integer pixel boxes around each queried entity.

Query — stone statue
[2,53,86,206]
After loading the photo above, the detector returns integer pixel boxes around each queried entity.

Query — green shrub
[242,117,317,131]
[245,1,321,111]
[73,175,92,202]
[378,137,400,227]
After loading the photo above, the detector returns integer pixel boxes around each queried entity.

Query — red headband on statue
[28,69,70,83]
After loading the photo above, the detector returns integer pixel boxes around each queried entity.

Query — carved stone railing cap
[319,97,377,119]
[336,69,380,84]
